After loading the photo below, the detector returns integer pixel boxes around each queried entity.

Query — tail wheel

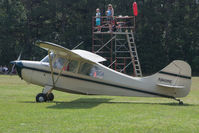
[36,93,47,102]
[47,93,54,101]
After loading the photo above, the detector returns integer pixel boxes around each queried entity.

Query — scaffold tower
[92,16,142,77]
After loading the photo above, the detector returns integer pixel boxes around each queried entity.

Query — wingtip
[35,40,43,46]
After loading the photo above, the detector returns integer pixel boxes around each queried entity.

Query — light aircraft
[11,41,192,104]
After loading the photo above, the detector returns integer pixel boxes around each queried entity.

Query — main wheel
[46,93,54,101]
[36,93,47,102]
[179,101,183,105]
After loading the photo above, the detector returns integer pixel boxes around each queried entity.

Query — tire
[47,93,54,101]
[36,93,47,102]
[179,101,183,105]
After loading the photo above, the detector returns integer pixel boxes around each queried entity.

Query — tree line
[0,0,198,75]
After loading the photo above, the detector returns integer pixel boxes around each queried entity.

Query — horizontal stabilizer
[157,83,184,89]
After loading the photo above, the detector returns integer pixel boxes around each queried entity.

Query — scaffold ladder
[126,30,142,77]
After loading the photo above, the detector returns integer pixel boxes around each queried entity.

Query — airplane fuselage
[16,60,191,99]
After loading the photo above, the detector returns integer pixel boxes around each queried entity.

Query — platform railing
[92,16,135,33]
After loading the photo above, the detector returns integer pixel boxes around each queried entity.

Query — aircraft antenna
[72,41,84,50]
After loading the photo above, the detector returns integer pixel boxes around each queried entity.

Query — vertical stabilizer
[155,60,192,97]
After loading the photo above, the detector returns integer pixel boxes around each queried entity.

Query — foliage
[0,0,198,75]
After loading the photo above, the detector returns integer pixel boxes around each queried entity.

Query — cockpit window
[53,57,68,70]
[67,60,78,72]
[79,63,104,79]
[79,63,93,75]
[89,66,104,79]
[41,55,49,63]
[41,53,79,73]
[53,57,78,73]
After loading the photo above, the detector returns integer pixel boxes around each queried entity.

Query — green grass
[0,75,199,133]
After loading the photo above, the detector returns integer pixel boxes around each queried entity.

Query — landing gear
[173,98,183,105]
[46,93,54,101]
[36,93,54,102]
[36,86,54,102]
[179,101,183,105]
[36,93,47,102]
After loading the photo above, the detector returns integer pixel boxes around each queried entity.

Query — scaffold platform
[92,16,142,77]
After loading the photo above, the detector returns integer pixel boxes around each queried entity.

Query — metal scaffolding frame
[92,16,142,77]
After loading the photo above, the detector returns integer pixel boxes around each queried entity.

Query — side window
[79,63,93,75]
[67,60,78,73]
[79,63,104,79]
[89,66,104,79]
[53,57,68,70]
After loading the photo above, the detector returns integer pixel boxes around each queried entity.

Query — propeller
[17,51,22,61]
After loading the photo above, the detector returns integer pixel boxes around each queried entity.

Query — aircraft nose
[11,61,23,67]
[10,61,23,79]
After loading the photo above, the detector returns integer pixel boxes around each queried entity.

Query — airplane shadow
[47,98,113,109]
[46,98,197,109]
[20,98,198,109]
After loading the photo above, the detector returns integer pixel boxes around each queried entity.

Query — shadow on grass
[20,98,198,109]
[126,102,196,106]
[47,98,113,109]
[158,103,195,106]
[100,101,196,106]
[47,99,197,109]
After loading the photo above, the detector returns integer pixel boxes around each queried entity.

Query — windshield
[41,53,55,63]
[41,53,79,73]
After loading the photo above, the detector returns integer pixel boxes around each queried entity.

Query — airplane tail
[146,60,192,98]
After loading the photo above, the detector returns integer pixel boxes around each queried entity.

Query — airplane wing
[35,41,106,63]
[72,49,106,63]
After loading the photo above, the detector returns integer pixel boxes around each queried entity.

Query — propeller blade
[11,63,16,74]
[17,51,22,61]
[10,51,22,74]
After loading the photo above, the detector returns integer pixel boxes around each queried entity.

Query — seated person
[65,60,78,73]
[53,57,67,70]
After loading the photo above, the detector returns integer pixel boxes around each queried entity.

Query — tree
[0,0,27,64]
[0,0,199,75]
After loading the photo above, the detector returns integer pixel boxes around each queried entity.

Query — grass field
[0,75,199,133]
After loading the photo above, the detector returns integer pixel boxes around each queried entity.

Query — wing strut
[47,51,69,94]
[54,57,69,84]
[47,50,55,94]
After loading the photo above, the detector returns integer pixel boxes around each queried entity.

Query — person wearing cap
[106,4,114,32]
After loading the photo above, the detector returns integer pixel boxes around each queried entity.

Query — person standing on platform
[106,4,114,32]
[96,8,101,32]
